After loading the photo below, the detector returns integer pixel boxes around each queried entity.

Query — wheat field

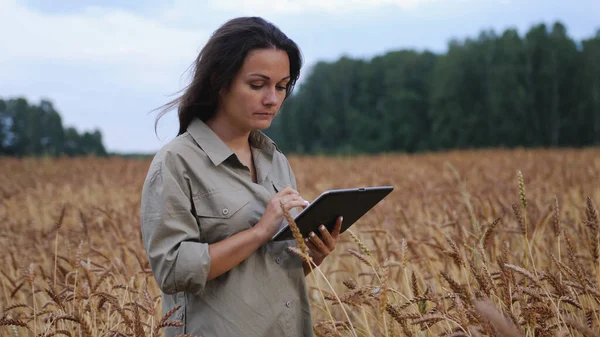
[1,148,599,337]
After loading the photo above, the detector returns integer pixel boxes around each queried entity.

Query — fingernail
[340,216,344,222]
[304,200,310,205]
[309,232,315,237]
[305,238,309,242]
[319,225,325,231]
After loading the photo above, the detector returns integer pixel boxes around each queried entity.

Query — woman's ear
[218,82,232,99]
[218,86,227,99]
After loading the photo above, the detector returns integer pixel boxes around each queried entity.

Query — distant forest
[2,21,599,157]
[0,98,107,157]
[266,21,600,154]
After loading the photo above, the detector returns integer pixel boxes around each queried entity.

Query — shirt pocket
[192,188,251,243]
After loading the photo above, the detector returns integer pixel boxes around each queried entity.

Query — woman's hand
[254,187,309,243]
[303,216,342,275]
[207,187,307,281]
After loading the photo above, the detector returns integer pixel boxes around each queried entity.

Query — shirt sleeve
[140,152,211,296]
[284,156,298,191]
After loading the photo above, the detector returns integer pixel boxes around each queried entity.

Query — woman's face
[217,48,291,132]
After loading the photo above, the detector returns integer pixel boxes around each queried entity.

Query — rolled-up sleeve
[140,152,211,296]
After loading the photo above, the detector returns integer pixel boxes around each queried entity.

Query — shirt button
[222,208,229,215]
[276,257,282,264]
[285,301,291,308]
[177,312,183,320]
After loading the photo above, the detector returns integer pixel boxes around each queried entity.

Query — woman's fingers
[299,218,343,268]
[272,187,310,213]
[317,225,335,250]
[314,217,342,250]
[305,239,323,259]
[280,194,308,211]
[332,216,343,240]
[309,230,329,255]
[277,187,298,197]
[305,238,317,252]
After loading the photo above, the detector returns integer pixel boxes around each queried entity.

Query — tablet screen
[272,186,393,241]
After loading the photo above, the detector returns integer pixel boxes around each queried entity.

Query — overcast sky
[1,0,598,153]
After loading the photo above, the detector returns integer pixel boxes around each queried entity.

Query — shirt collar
[187,117,277,168]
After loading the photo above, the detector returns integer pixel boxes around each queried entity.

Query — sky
[1,0,598,154]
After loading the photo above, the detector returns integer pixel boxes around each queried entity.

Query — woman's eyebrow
[249,73,291,81]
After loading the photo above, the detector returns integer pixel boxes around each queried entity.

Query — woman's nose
[263,88,278,106]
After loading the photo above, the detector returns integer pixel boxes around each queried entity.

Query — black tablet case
[272,186,393,241]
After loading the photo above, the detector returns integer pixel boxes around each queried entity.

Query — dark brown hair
[155,16,303,136]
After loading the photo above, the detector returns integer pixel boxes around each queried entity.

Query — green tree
[0,97,107,157]
[38,100,66,156]
[0,99,8,154]
[581,30,600,145]
[269,20,598,154]
[377,50,436,152]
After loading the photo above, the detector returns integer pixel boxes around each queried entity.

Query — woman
[140,17,342,337]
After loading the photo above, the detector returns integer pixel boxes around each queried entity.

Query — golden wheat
[1,148,600,336]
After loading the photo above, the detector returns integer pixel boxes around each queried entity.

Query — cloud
[0,0,207,72]
[208,0,436,14]
[0,0,210,152]
[206,0,508,15]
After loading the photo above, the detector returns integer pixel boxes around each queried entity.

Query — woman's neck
[205,115,251,153]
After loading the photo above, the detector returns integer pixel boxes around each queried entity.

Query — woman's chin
[250,119,273,130]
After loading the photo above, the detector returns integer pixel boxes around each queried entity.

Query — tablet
[272,186,394,241]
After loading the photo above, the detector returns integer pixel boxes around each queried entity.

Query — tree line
[2,21,598,157]
[0,98,107,157]
[266,21,600,154]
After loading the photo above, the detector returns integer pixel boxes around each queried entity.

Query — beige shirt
[140,117,313,337]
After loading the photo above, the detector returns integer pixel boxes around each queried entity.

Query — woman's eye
[250,83,286,91]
